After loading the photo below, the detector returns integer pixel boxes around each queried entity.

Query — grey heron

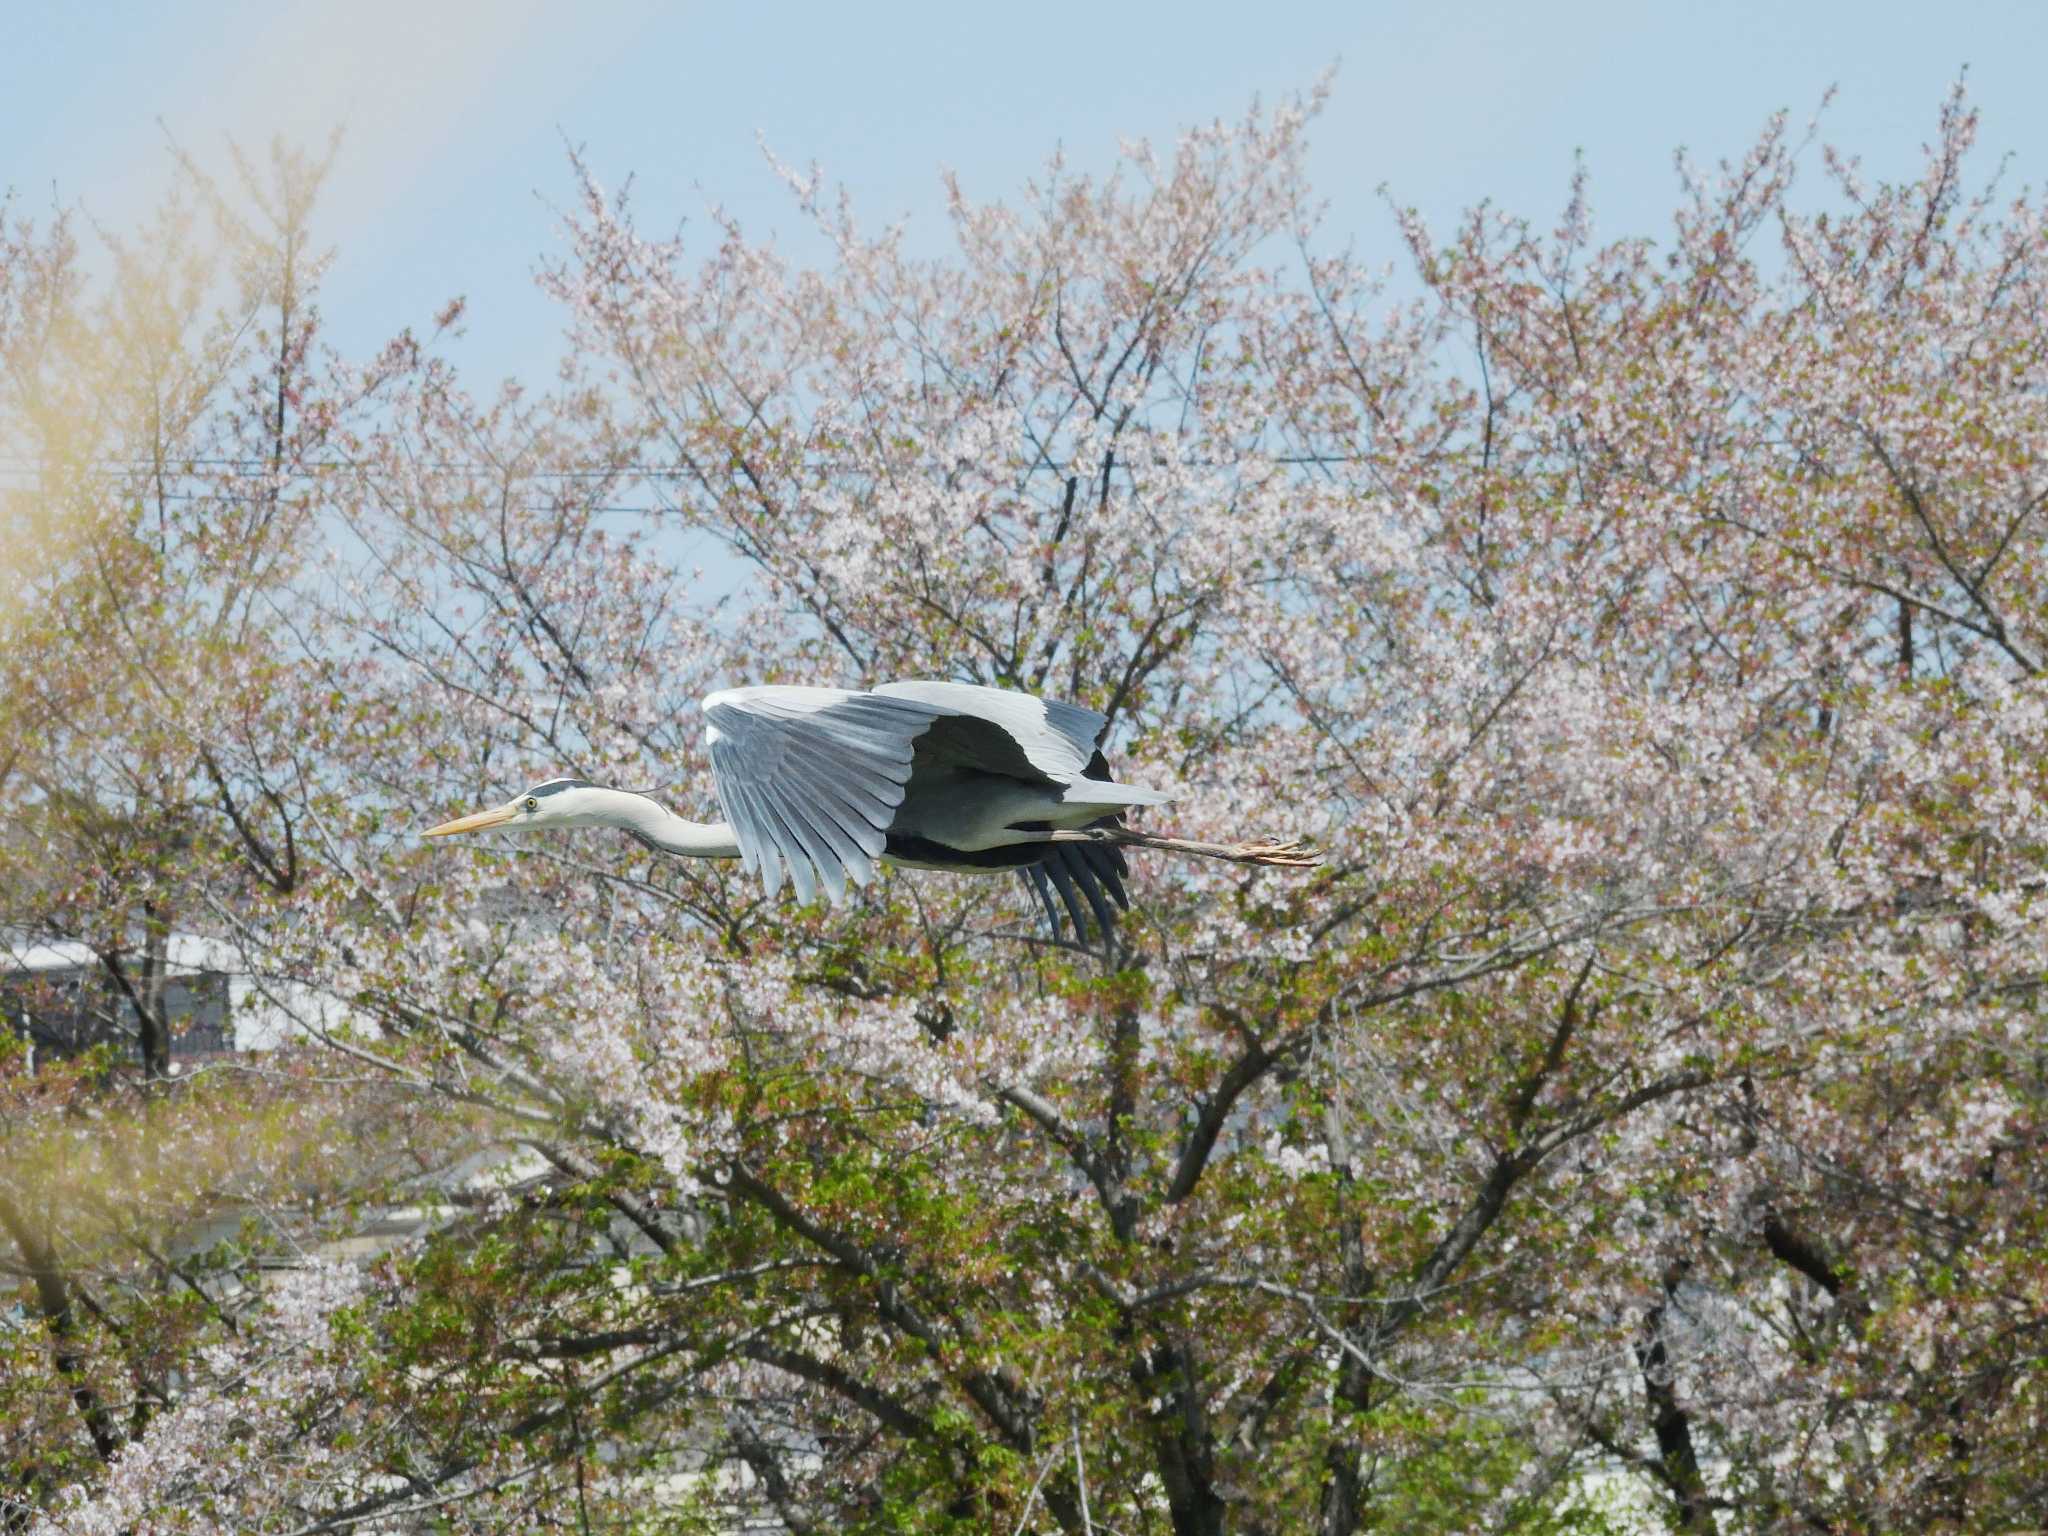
[422,681,1315,939]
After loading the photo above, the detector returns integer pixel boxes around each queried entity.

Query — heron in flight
[422,681,1315,939]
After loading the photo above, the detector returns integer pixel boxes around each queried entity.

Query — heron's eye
[524,797,538,813]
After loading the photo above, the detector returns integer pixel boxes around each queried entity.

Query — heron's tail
[1054,778,1173,812]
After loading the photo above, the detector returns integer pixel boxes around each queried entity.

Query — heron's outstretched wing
[702,686,945,905]
[705,680,1132,911]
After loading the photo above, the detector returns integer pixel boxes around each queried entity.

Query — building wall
[2,931,339,1063]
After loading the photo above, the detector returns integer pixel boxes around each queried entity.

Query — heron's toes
[1235,838,1321,868]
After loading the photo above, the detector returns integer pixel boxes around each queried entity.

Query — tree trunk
[1638,1264,1718,1534]
[0,1190,122,1465]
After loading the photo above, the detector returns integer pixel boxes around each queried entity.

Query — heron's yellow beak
[421,804,518,838]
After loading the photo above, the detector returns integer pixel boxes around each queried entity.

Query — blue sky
[7,0,2047,388]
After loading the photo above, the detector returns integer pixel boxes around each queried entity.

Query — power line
[0,449,1361,481]
[0,454,684,479]
[0,493,663,518]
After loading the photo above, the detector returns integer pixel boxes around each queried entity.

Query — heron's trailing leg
[1043,826,1320,869]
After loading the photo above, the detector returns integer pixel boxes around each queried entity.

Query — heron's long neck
[603,790,741,859]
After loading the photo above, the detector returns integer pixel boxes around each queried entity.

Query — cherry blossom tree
[1,147,472,1524]
[6,82,2045,1535]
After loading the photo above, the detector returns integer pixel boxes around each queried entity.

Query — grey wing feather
[703,687,942,904]
[1018,748,1135,947]
[872,680,1106,782]
[1020,831,1130,948]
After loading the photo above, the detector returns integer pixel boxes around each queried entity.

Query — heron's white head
[421,778,625,839]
